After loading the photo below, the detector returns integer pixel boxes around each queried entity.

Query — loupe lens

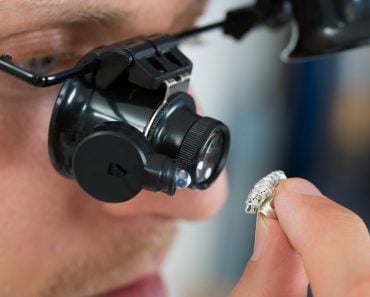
[196,129,224,184]
[177,116,230,189]
[147,93,230,190]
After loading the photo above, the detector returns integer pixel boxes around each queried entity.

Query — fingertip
[279,178,323,196]
[273,178,322,220]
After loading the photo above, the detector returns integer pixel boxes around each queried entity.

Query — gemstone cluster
[245,171,287,215]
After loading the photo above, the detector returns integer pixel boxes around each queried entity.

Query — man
[1,1,369,297]
[0,1,228,296]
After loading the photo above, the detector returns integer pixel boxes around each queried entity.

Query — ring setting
[245,170,286,218]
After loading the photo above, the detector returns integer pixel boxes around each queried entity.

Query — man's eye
[20,53,81,76]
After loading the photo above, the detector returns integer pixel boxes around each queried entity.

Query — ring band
[259,195,277,219]
[245,170,286,219]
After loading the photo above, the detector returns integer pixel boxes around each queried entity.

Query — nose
[101,170,228,221]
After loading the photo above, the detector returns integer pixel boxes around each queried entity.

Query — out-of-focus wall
[163,1,289,296]
[315,46,370,222]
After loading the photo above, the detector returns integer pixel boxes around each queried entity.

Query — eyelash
[20,52,82,76]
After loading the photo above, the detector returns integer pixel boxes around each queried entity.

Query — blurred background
[163,0,370,296]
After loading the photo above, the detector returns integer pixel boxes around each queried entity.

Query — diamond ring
[245,171,286,219]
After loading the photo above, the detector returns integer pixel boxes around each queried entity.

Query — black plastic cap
[72,129,148,203]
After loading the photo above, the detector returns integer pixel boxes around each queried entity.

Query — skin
[0,0,228,296]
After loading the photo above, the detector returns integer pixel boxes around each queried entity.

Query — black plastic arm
[175,0,292,41]
[0,55,98,87]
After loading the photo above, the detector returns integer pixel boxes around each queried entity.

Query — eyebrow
[71,9,129,27]
[20,0,207,27]
[0,0,207,42]
[4,0,130,26]
[0,1,131,41]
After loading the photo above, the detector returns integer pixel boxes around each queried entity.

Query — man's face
[0,1,228,296]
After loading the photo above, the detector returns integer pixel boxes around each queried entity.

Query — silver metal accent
[174,169,192,189]
[245,170,287,219]
[259,196,278,219]
[143,72,191,137]
[163,73,191,102]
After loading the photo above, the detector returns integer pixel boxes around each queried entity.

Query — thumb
[228,214,308,297]
[274,178,370,297]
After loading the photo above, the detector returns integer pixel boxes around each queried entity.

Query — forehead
[0,0,206,39]
[2,0,189,15]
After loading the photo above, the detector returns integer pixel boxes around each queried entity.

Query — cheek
[0,85,64,220]
[0,86,68,284]
[0,87,57,168]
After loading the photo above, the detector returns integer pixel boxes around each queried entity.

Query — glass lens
[196,129,224,184]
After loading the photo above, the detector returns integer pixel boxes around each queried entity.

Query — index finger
[274,178,370,297]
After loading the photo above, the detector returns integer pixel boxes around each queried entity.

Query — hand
[229,178,370,297]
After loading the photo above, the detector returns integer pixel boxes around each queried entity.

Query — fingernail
[251,215,270,261]
[283,178,322,196]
